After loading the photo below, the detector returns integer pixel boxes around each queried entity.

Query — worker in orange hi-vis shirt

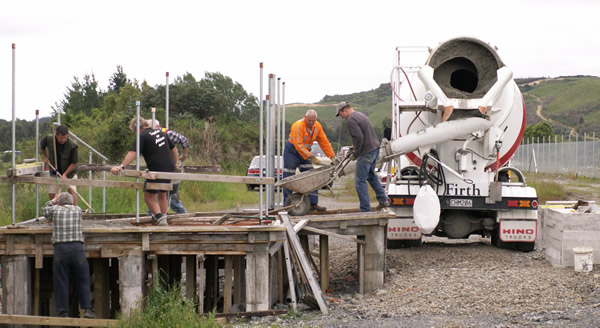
[283,109,336,211]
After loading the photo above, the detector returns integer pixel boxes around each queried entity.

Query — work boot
[156,213,168,226]
[310,203,327,212]
[57,311,69,318]
[376,198,391,210]
[83,308,96,319]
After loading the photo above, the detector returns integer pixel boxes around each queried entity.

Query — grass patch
[117,281,219,328]
[0,170,260,224]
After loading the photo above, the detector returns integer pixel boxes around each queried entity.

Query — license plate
[449,199,472,207]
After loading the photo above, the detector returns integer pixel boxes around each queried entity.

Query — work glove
[350,151,358,161]
[329,156,338,166]
[310,156,321,165]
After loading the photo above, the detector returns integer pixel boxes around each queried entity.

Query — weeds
[117,281,219,328]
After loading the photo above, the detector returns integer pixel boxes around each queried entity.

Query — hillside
[287,76,600,143]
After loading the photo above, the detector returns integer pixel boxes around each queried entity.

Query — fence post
[584,132,587,178]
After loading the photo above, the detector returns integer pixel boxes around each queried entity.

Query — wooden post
[205,255,218,311]
[185,256,197,302]
[319,235,329,292]
[357,236,365,295]
[93,259,111,319]
[233,256,242,305]
[223,256,233,313]
[277,250,284,304]
[197,255,205,314]
[118,254,144,316]
[364,226,385,292]
[245,244,270,312]
[1,256,32,318]
[109,259,120,318]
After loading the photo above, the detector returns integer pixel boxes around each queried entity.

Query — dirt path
[532,93,578,137]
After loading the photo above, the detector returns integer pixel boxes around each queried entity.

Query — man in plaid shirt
[42,192,95,318]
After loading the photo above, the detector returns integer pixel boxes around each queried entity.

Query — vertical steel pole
[166,72,170,130]
[554,135,557,174]
[259,63,264,220]
[102,159,106,213]
[584,132,587,177]
[568,134,571,173]
[575,133,579,176]
[135,100,141,225]
[276,77,281,208]
[36,109,40,220]
[89,151,93,208]
[593,132,596,178]
[11,43,16,225]
[269,75,277,210]
[152,107,156,128]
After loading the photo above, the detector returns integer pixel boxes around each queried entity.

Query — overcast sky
[1,0,599,121]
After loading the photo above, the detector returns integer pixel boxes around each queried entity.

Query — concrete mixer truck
[378,37,538,251]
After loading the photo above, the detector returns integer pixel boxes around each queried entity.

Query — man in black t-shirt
[111,117,178,226]
[40,125,79,206]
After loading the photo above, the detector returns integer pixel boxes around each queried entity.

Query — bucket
[573,247,593,273]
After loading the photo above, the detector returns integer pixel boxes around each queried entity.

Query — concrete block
[541,208,600,268]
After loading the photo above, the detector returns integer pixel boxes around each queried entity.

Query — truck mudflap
[499,219,537,242]
[387,218,422,240]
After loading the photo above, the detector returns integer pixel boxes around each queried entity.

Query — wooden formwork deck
[0,209,393,324]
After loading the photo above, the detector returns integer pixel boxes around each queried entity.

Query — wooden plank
[0,314,117,327]
[233,256,242,305]
[79,163,221,173]
[280,213,328,314]
[35,234,43,268]
[185,256,197,302]
[0,176,171,191]
[320,235,329,293]
[269,241,283,256]
[6,162,44,176]
[121,169,274,185]
[277,249,284,304]
[224,256,233,313]
[141,233,150,251]
[93,258,111,319]
[301,226,366,244]
[7,235,14,255]
[197,255,206,314]
[282,240,297,312]
[211,214,232,226]
[293,219,310,233]
[33,269,40,316]
[0,225,285,234]
[289,211,395,222]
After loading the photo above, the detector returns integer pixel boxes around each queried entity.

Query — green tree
[108,65,129,94]
[56,74,105,116]
[524,121,554,142]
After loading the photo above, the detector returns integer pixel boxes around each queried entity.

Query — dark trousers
[53,242,92,313]
[283,141,318,205]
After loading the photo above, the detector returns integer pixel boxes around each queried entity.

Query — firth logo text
[446,183,481,196]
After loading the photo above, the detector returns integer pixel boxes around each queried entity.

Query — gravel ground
[233,235,600,327]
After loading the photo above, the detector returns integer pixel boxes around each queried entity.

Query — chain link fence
[512,133,599,178]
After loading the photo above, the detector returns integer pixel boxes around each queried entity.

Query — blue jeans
[53,242,92,313]
[283,141,318,205]
[355,148,387,212]
[169,194,187,213]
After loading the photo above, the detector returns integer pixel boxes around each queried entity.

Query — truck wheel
[516,242,535,252]
[404,238,422,247]
[491,228,510,249]
[387,239,422,249]
[387,240,404,249]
